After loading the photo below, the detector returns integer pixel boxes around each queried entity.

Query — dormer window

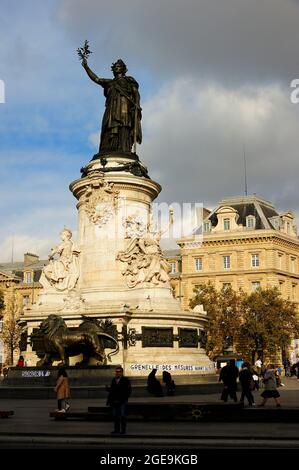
[170,262,176,274]
[203,221,211,233]
[246,216,256,229]
[269,216,281,230]
[223,218,230,230]
[24,271,32,284]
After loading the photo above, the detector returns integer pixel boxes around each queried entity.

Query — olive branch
[77,40,93,62]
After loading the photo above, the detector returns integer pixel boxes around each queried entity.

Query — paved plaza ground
[0,376,299,455]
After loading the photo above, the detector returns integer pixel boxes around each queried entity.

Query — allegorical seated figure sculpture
[117,222,171,288]
[78,41,142,155]
[41,227,80,292]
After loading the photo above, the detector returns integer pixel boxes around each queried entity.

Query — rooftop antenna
[243,144,248,196]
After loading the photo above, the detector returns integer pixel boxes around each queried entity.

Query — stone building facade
[165,195,299,310]
[0,253,45,366]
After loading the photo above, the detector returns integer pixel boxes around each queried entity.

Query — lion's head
[39,314,67,340]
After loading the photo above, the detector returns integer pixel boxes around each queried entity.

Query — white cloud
[0,235,52,263]
[142,80,299,217]
[57,0,299,86]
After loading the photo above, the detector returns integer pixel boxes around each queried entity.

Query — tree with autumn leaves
[236,287,299,363]
[190,283,243,359]
[190,283,299,363]
[0,289,23,366]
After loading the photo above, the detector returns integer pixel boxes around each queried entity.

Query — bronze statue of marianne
[78,41,142,156]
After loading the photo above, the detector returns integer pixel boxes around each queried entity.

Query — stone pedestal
[23,154,213,376]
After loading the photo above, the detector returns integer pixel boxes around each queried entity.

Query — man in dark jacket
[107,366,132,435]
[219,359,239,402]
[239,362,255,406]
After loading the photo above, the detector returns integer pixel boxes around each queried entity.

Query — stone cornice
[180,268,299,280]
[179,231,299,250]
[70,173,161,202]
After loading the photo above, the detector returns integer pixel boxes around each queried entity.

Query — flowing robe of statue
[100,76,142,153]
[41,229,80,291]
[82,58,142,154]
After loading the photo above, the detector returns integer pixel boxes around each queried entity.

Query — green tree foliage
[190,282,242,359]
[236,287,299,363]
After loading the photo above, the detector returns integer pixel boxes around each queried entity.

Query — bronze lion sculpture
[33,314,119,366]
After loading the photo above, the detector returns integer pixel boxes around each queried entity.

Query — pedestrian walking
[252,371,260,390]
[54,367,71,412]
[107,366,132,435]
[259,364,281,407]
[239,362,255,406]
[255,358,262,376]
[219,359,239,403]
[283,358,290,377]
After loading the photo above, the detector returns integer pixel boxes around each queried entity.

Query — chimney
[24,253,39,266]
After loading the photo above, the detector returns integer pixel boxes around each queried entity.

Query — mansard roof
[0,270,21,282]
[208,195,279,230]
[0,259,47,272]
[0,258,47,285]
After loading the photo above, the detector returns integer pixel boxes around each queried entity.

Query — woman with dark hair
[147,369,163,397]
[162,371,176,396]
[54,367,71,412]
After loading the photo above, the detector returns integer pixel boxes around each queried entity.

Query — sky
[1,0,299,261]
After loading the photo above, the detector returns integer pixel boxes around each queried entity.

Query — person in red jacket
[17,355,25,367]
[54,367,71,412]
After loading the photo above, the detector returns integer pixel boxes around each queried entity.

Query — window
[224,218,230,230]
[278,254,283,270]
[23,295,30,306]
[170,262,176,274]
[287,222,291,234]
[291,257,296,274]
[195,258,202,271]
[252,281,260,292]
[203,221,211,233]
[279,281,284,293]
[24,272,32,283]
[223,255,230,269]
[251,254,260,268]
[246,216,255,229]
[270,216,280,230]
